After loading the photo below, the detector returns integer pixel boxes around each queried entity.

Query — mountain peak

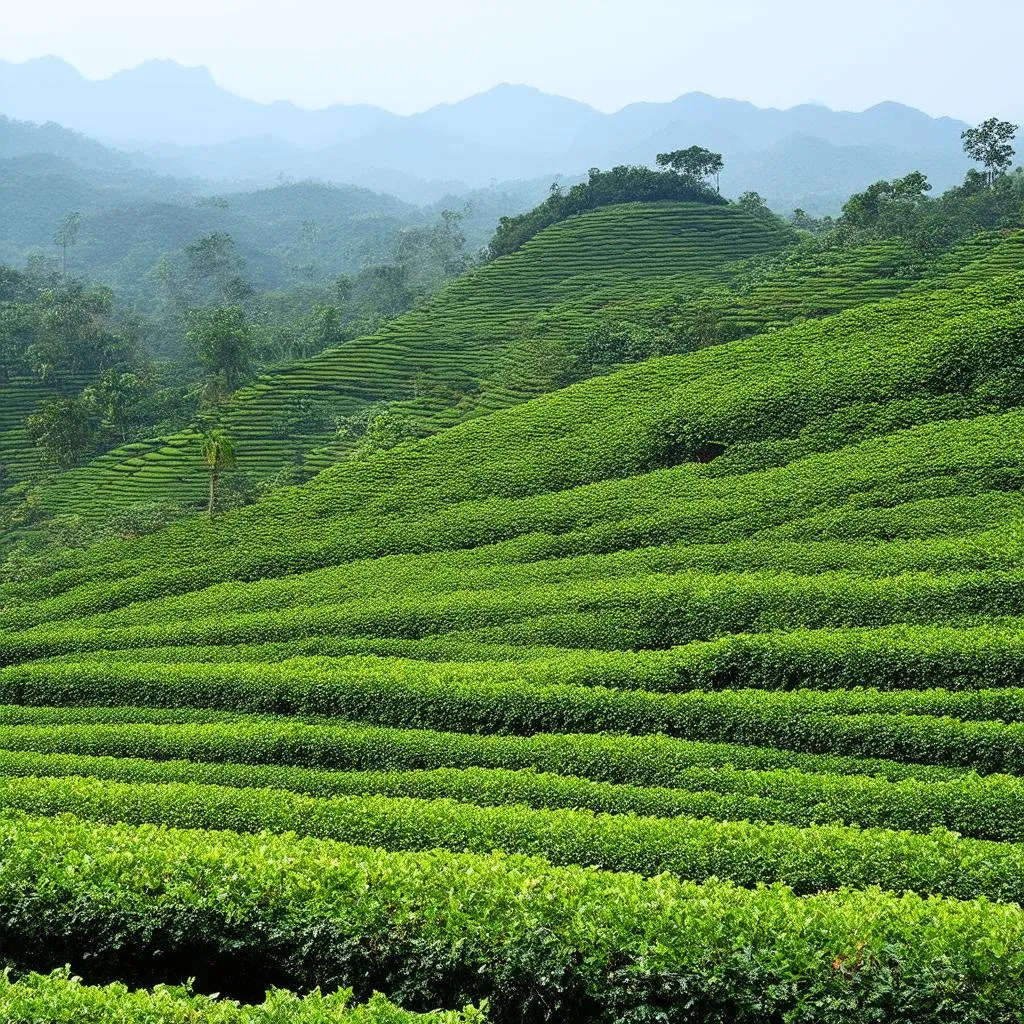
[0,54,84,83]
[422,82,598,117]
[110,59,217,86]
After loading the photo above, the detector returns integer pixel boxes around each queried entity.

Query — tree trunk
[209,467,218,518]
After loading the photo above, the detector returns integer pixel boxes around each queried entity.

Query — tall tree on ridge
[962,119,1018,186]
[657,147,725,192]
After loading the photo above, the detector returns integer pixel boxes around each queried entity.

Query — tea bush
[1,812,1023,1023]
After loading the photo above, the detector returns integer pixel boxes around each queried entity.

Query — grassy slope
[3,250,1024,646]
[4,212,1024,1016]
[26,202,795,521]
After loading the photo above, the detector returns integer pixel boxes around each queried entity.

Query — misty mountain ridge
[0,55,979,212]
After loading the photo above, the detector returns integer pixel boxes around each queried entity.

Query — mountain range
[0,56,980,212]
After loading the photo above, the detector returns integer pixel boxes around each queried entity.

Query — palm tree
[201,429,235,518]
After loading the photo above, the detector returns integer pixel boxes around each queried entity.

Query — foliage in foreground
[4,772,1024,901]
[0,969,484,1023]
[1,812,1023,1023]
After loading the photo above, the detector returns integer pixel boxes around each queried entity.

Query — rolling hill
[19,195,1024,530]
[22,200,794,522]
[0,196,1023,1018]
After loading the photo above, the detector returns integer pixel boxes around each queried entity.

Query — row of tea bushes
[4,661,1024,770]
[1,812,1022,1024]
[0,714,966,782]
[3,774,1024,900]
[1,742,1022,839]
[0,970,483,1024]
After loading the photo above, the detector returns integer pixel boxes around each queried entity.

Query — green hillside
[0,375,82,485]
[1,195,1024,1016]
[28,201,795,522]
[28,203,1024,532]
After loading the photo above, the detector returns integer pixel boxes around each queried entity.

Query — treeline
[834,166,1024,251]
[488,164,726,257]
[789,117,1022,249]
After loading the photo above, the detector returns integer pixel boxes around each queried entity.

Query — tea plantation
[26,202,798,520]
[3,197,1024,1021]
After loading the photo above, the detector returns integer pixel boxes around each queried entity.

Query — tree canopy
[656,147,725,192]
[962,118,1018,185]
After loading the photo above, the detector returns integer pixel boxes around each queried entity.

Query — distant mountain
[412,84,601,156]
[0,57,397,147]
[0,114,137,172]
[0,56,981,212]
[0,117,423,301]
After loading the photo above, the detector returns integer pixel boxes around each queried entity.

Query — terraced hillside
[0,376,66,485]
[29,202,794,521]
[24,210,1024,532]
[2,243,1024,1019]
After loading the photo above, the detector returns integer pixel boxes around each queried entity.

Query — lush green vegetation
[2,199,795,558]
[0,969,482,1024]
[488,164,725,256]
[3,132,1024,1018]
[3,812,1024,1022]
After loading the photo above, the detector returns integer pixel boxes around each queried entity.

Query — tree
[962,119,1018,185]
[790,209,836,235]
[53,212,81,276]
[736,191,780,224]
[185,305,254,399]
[200,429,235,518]
[657,146,725,192]
[841,172,932,233]
[391,208,472,299]
[335,275,354,304]
[26,396,100,469]
[184,232,248,303]
[26,281,127,381]
[81,369,150,443]
[890,170,932,202]
[737,191,768,212]
[356,264,414,319]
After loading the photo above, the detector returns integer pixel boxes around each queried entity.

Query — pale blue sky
[2,0,1021,119]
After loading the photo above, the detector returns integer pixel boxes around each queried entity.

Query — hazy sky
[2,0,1022,119]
